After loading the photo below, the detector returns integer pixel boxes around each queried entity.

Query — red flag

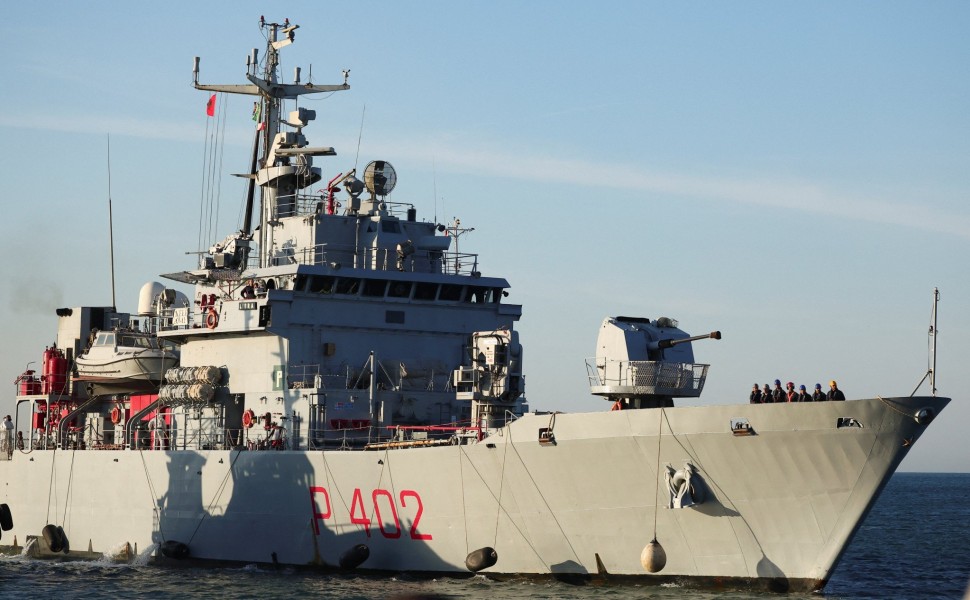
[206,94,216,117]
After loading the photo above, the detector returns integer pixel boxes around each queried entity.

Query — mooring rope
[45,444,58,524]
[458,441,548,568]
[187,449,244,545]
[60,446,78,528]
[876,395,914,418]
[491,425,511,549]
[138,448,165,540]
[504,425,583,565]
[652,407,664,540]
[458,441,469,555]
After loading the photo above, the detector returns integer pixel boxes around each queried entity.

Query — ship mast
[191,17,349,267]
[929,287,939,396]
[911,287,940,397]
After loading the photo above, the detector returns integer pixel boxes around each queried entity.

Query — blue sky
[0,2,967,471]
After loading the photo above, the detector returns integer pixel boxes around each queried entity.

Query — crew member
[772,379,786,403]
[749,384,763,404]
[785,381,798,402]
[2,415,13,457]
[827,380,846,401]
[796,384,812,402]
[812,383,826,402]
[762,384,772,403]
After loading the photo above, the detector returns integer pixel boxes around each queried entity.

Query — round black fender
[160,540,190,560]
[339,544,370,570]
[0,503,12,531]
[42,524,63,553]
[465,547,498,572]
[57,526,69,554]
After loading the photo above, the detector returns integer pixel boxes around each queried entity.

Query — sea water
[1,473,967,599]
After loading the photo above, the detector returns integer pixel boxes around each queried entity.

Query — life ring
[110,406,122,424]
[205,309,219,329]
[611,401,622,411]
[242,409,256,429]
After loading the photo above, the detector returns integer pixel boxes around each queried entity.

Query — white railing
[586,358,709,398]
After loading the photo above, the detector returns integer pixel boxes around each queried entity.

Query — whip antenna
[354,104,366,170]
[107,135,117,310]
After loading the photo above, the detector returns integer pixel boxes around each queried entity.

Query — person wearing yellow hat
[827,380,846,401]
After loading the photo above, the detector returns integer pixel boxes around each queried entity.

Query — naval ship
[0,18,949,592]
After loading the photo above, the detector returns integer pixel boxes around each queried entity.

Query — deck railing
[586,358,709,398]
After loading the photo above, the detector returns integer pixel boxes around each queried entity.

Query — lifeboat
[75,329,179,395]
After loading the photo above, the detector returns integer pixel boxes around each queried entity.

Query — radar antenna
[363,160,397,198]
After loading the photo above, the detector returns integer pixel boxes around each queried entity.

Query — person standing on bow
[796,384,812,402]
[812,383,826,402]
[827,380,846,401]
[750,384,763,404]
[785,381,798,402]
[772,380,786,403]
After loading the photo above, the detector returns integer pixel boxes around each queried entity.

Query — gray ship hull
[0,395,946,591]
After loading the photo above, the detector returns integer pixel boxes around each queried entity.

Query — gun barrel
[649,331,721,351]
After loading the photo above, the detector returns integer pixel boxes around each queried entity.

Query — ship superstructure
[0,19,949,593]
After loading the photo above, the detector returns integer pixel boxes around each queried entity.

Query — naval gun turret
[586,316,721,409]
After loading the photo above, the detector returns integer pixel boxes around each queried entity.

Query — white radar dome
[138,282,166,316]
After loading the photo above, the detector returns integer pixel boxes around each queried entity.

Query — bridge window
[414,282,439,301]
[309,276,336,294]
[439,284,464,302]
[388,282,412,298]
[334,278,360,295]
[362,279,388,297]
[466,286,491,303]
